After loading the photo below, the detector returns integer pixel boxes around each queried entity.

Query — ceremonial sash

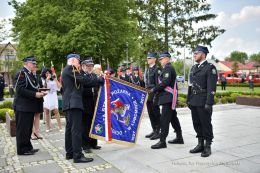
[158,78,178,110]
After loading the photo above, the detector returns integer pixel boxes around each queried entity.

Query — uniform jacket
[153,62,176,105]
[187,61,218,106]
[145,64,161,102]
[62,65,96,111]
[119,75,130,83]
[81,71,101,114]
[130,74,145,87]
[14,67,42,112]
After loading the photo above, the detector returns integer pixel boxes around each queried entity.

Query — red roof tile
[219,61,257,70]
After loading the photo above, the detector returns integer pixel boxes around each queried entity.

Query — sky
[1,0,260,60]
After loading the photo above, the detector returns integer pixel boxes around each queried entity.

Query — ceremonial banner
[90,77,148,146]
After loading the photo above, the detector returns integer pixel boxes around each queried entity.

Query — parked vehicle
[176,76,185,83]
[218,71,245,84]
[246,73,260,83]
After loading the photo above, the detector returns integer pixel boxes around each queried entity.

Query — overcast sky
[1,0,260,60]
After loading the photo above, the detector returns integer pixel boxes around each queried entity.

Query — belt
[191,89,207,95]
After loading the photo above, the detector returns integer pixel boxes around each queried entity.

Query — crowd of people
[12,45,218,164]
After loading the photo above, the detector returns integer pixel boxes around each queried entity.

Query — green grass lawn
[217,86,260,92]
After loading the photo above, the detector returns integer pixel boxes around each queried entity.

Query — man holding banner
[81,57,103,153]
[151,52,183,149]
[62,53,94,163]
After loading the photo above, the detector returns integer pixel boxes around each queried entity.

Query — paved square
[0,104,259,172]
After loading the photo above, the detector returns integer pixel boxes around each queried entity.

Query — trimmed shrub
[226,97,235,103]
[3,88,9,95]
[0,101,13,109]
[0,108,15,123]
[214,97,219,104]
[177,97,187,108]
[220,97,228,104]
[178,93,187,99]
[217,83,260,87]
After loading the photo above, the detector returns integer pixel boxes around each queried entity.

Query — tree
[9,0,138,70]
[172,60,190,80]
[228,51,248,63]
[135,0,225,51]
[250,52,260,62]
[231,61,239,75]
[0,19,8,42]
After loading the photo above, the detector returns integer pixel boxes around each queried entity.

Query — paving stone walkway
[1,104,260,173]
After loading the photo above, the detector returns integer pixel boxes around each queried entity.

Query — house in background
[218,61,258,75]
[0,42,18,86]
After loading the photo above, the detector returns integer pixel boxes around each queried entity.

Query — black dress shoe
[150,132,160,140]
[30,149,39,153]
[168,138,184,144]
[190,138,204,153]
[18,151,35,155]
[151,141,167,149]
[201,146,211,157]
[92,145,101,150]
[66,153,73,160]
[73,155,94,163]
[190,145,204,153]
[145,131,155,138]
[201,141,212,157]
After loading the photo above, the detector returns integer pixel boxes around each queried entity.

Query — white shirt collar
[149,64,155,68]
[198,59,207,68]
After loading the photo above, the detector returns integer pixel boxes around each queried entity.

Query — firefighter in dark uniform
[14,56,46,155]
[187,45,218,157]
[119,67,130,82]
[0,73,4,101]
[81,57,103,153]
[62,53,94,163]
[151,52,183,149]
[144,52,161,140]
[130,66,145,87]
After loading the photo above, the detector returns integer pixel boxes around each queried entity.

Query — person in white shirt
[42,68,62,132]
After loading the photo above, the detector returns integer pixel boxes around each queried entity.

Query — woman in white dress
[42,69,62,132]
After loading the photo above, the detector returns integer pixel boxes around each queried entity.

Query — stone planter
[236,96,260,107]
[6,112,16,137]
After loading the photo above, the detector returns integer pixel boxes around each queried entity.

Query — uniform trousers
[65,108,83,157]
[160,103,181,142]
[147,101,161,131]
[82,111,97,148]
[15,111,34,154]
[190,106,213,141]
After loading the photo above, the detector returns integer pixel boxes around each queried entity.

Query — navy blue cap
[22,56,37,64]
[147,52,157,59]
[159,52,171,60]
[81,57,94,65]
[194,45,209,54]
[67,53,80,60]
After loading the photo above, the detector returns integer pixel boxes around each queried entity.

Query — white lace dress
[43,80,59,110]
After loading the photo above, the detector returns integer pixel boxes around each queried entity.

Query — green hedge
[217,83,260,87]
[0,101,13,109]
[0,108,15,123]
[177,91,260,107]
[177,97,187,108]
